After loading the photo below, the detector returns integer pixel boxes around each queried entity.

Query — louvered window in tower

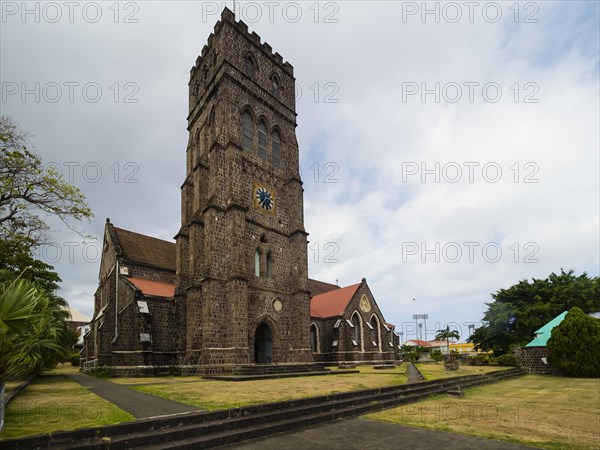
[258,121,267,160]
[242,112,253,152]
[272,130,281,167]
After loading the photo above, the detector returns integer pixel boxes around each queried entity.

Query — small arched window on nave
[254,250,260,277]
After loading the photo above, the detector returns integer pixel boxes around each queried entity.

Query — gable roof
[404,339,431,347]
[126,277,175,298]
[427,340,454,347]
[310,283,361,319]
[525,311,568,347]
[62,305,90,323]
[308,278,339,297]
[113,226,176,271]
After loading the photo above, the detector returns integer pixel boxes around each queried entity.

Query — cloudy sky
[2,1,598,342]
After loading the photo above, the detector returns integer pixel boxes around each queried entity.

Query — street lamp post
[412,314,429,343]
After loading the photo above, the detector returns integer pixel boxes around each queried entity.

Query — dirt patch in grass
[365,375,600,450]
[122,365,408,410]
[0,369,134,439]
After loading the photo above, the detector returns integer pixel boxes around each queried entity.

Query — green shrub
[486,355,498,366]
[69,352,80,366]
[467,355,488,366]
[430,349,444,362]
[496,353,517,366]
[547,307,600,377]
[87,367,111,378]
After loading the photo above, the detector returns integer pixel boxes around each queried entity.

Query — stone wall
[515,347,562,375]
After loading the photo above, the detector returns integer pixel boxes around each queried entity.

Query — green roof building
[525,311,568,347]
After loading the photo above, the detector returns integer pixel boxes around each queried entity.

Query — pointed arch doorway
[254,323,273,363]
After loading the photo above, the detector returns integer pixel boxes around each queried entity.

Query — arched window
[258,120,267,160]
[195,128,201,152]
[310,323,319,352]
[371,316,379,347]
[208,107,216,148]
[351,313,361,346]
[272,130,281,167]
[254,250,260,277]
[242,111,254,152]
[245,55,255,78]
[271,76,279,97]
[266,252,273,278]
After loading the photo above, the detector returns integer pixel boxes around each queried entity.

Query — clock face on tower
[253,184,276,212]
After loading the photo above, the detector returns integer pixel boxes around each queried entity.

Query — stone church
[82,8,401,375]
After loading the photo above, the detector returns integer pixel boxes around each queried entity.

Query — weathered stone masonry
[82,8,400,375]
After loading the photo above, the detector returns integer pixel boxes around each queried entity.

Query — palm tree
[0,278,69,379]
[435,326,460,360]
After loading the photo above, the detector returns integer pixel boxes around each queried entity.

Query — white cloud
[2,1,597,340]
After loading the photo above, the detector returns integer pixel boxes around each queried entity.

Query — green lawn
[124,365,408,410]
[415,363,505,380]
[0,365,134,440]
[366,375,600,450]
[7,363,595,449]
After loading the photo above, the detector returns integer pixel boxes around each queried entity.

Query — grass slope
[0,366,134,440]
[366,375,600,450]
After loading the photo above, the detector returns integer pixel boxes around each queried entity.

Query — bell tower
[175,8,312,369]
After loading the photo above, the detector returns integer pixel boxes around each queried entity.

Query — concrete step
[204,369,355,382]
[142,386,472,450]
[232,364,327,375]
[87,383,441,449]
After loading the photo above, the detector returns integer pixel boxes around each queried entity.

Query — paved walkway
[406,363,423,383]
[65,373,198,419]
[228,417,539,449]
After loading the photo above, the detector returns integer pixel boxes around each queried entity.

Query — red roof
[127,277,175,298]
[405,339,431,347]
[310,283,361,319]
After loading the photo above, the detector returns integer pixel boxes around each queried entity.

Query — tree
[430,349,444,363]
[0,116,91,430]
[0,274,73,379]
[401,345,427,362]
[0,237,61,292]
[470,270,600,356]
[547,307,600,377]
[0,274,74,431]
[435,326,460,359]
[0,115,93,245]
